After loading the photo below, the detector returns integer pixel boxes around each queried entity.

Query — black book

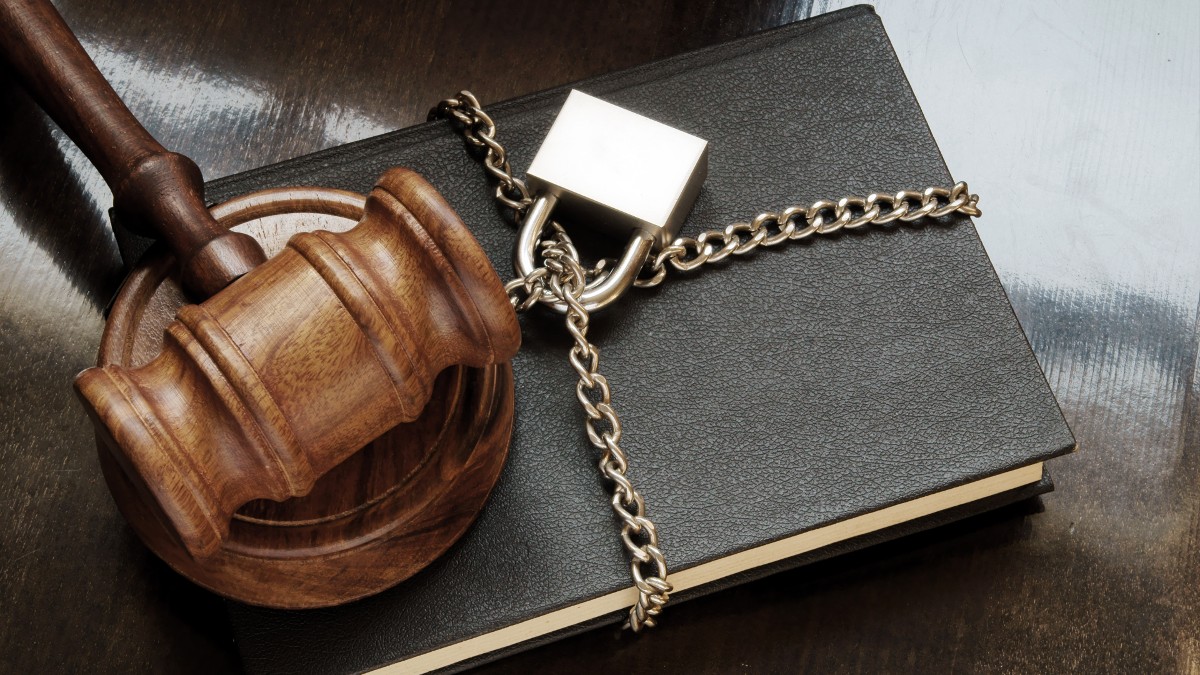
[207,6,1075,673]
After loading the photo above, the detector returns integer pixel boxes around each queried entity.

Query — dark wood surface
[0,0,1196,672]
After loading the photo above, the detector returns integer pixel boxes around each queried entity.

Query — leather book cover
[207,6,1075,673]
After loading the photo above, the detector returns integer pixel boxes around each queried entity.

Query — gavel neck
[180,232,269,298]
[110,150,267,298]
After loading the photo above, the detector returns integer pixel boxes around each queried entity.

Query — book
[206,6,1075,673]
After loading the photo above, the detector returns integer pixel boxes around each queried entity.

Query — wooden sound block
[95,186,514,609]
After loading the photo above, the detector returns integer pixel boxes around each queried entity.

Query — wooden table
[1,1,1195,672]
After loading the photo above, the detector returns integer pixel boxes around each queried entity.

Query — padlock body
[526,90,708,249]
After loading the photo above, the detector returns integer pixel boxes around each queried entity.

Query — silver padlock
[518,90,708,312]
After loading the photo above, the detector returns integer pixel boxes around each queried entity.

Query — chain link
[504,226,671,630]
[635,185,981,287]
[431,91,533,214]
[435,91,671,630]
[432,90,981,632]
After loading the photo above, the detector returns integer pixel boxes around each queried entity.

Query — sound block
[95,187,514,609]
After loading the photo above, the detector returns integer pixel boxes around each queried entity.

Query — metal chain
[431,90,982,632]
[635,184,981,287]
[429,91,532,213]
[434,91,671,630]
[504,225,671,631]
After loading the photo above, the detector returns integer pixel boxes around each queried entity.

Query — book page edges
[380,461,1045,674]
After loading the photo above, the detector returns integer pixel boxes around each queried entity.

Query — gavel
[77,170,520,559]
[1,0,521,596]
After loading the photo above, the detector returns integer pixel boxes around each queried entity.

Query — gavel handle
[0,0,266,298]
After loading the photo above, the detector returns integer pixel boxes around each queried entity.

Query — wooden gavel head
[75,168,521,561]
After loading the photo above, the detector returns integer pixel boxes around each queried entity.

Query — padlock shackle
[515,194,653,314]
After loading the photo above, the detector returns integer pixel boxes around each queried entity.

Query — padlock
[517,90,709,312]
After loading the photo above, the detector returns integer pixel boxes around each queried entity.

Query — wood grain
[0,0,1196,673]
[77,168,520,607]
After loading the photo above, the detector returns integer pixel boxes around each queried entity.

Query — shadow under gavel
[0,0,521,605]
